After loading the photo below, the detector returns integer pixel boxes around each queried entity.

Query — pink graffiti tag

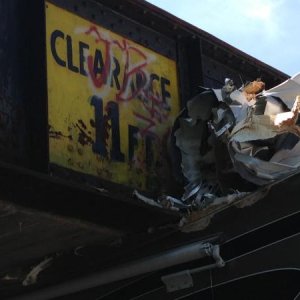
[114,39,148,102]
[134,91,169,138]
[85,26,112,88]
[84,25,170,139]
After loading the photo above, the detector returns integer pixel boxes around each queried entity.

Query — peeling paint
[75,121,94,146]
[49,125,72,140]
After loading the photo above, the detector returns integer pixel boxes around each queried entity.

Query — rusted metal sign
[45,2,180,191]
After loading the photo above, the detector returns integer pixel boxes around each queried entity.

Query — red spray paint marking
[84,25,170,139]
[85,26,149,101]
[133,112,157,138]
[103,104,112,150]
[115,39,148,102]
[86,26,112,88]
[132,89,169,138]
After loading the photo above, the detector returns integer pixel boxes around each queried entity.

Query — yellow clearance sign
[46,2,180,191]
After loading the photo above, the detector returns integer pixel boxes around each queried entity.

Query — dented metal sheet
[133,73,300,232]
[46,2,180,192]
[174,76,300,200]
[263,73,300,109]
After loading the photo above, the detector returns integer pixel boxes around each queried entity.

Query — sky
[146,0,300,76]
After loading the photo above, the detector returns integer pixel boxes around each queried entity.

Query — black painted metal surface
[0,0,47,171]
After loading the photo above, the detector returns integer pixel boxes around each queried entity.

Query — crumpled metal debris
[133,190,191,211]
[171,74,300,207]
[134,73,300,215]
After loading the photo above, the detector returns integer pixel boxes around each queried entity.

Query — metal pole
[13,242,219,300]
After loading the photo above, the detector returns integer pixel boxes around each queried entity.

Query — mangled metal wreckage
[135,73,300,227]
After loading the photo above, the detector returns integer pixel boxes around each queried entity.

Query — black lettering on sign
[50,29,66,67]
[91,97,124,162]
[110,57,120,90]
[106,101,125,162]
[145,135,154,169]
[161,77,171,103]
[150,73,160,91]
[130,72,147,100]
[128,125,139,162]
[90,96,107,157]
[93,49,104,77]
[50,29,167,98]
[66,35,79,73]
[79,41,89,76]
